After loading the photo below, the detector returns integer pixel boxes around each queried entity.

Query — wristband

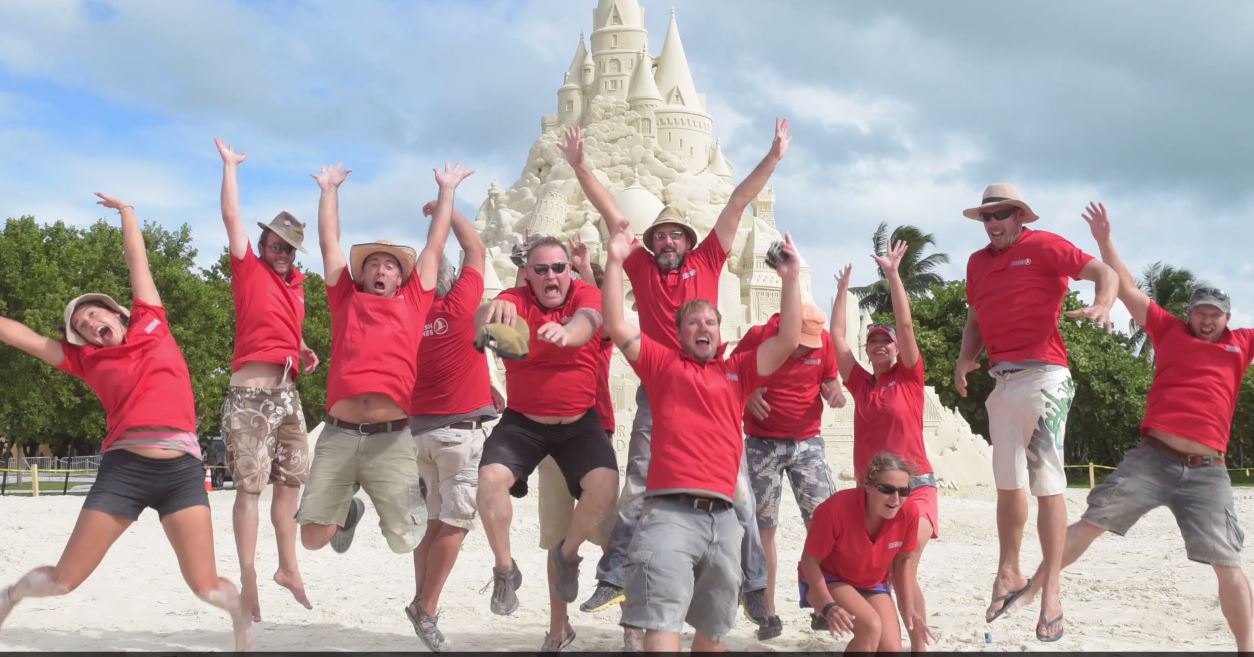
[118,205,134,212]
[822,602,839,619]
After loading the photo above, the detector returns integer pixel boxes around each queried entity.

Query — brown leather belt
[448,420,484,430]
[1143,436,1225,468]
[326,415,408,435]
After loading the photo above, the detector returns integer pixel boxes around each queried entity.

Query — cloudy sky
[2,0,1251,328]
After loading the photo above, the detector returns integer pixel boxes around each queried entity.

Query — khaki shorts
[415,426,485,530]
[538,455,614,550]
[222,385,309,494]
[296,422,424,553]
[986,367,1074,497]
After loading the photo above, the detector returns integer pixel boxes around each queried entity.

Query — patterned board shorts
[222,385,309,494]
[745,435,835,529]
[986,367,1075,497]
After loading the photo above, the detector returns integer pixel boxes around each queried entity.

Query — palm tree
[1131,261,1197,358]
[850,222,950,314]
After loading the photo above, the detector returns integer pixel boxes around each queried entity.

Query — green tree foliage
[1131,261,1197,358]
[851,222,949,314]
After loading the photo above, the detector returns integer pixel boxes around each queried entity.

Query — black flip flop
[987,577,1033,623]
[1037,613,1064,642]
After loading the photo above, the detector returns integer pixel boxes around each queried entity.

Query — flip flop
[986,577,1032,623]
[1036,613,1064,642]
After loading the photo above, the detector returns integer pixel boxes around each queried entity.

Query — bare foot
[1004,577,1045,617]
[201,579,255,652]
[985,573,1031,622]
[240,568,262,623]
[274,568,312,610]
[0,585,16,629]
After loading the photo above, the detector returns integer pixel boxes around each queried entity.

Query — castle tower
[557,34,589,127]
[589,0,648,100]
[627,49,661,140]
[525,189,570,237]
[707,139,732,179]
[653,9,712,172]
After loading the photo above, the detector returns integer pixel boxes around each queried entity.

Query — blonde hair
[864,452,914,486]
[676,299,721,331]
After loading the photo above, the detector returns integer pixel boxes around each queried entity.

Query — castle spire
[707,139,732,179]
[627,48,661,102]
[593,0,642,30]
[654,9,700,109]
[564,33,587,88]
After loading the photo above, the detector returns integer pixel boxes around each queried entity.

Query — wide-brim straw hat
[641,206,699,252]
[257,211,308,253]
[962,183,1040,223]
[349,240,418,283]
[63,292,130,346]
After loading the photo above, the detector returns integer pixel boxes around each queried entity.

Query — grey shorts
[745,436,834,528]
[1081,443,1244,567]
[621,495,743,640]
[83,450,208,521]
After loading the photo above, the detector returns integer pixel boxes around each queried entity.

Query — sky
[2,0,1252,330]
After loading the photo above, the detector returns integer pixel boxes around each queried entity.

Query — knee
[853,609,882,642]
[234,490,261,508]
[477,465,514,493]
[299,524,325,550]
[580,468,618,499]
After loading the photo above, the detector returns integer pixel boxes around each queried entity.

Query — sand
[0,483,1248,652]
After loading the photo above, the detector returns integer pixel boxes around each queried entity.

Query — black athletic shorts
[83,450,209,521]
[482,409,616,499]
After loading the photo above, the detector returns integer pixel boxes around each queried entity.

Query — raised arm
[0,316,64,367]
[756,234,802,376]
[561,126,632,237]
[214,137,249,259]
[570,233,596,284]
[872,240,920,369]
[95,193,159,306]
[954,311,983,398]
[603,226,641,362]
[830,264,858,381]
[1063,209,1120,332]
[417,163,474,290]
[712,117,790,253]
[1078,201,1147,327]
[421,200,485,274]
[312,163,352,286]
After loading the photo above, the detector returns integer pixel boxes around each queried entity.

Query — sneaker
[810,612,829,631]
[405,601,448,652]
[549,539,583,604]
[757,615,783,640]
[484,559,523,615]
[330,497,365,554]
[741,589,769,627]
[579,582,625,613]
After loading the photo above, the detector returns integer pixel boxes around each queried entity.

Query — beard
[655,250,685,271]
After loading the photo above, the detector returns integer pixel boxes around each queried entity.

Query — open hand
[1065,302,1115,333]
[905,612,938,648]
[311,163,352,190]
[770,117,791,160]
[94,192,131,211]
[871,240,908,278]
[607,226,633,263]
[434,162,474,190]
[1082,201,1111,243]
[214,138,247,167]
[774,233,801,280]
[485,299,518,327]
[746,388,771,421]
[560,126,585,167]
[834,264,853,291]
[825,604,856,637]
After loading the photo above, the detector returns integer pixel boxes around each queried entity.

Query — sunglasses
[868,482,911,497]
[266,243,297,255]
[530,262,569,275]
[1194,287,1230,301]
[979,208,1017,222]
[652,230,688,242]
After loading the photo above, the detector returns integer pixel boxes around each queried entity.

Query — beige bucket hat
[349,240,418,283]
[962,183,1040,223]
[642,205,699,252]
[63,293,130,346]
[257,211,308,253]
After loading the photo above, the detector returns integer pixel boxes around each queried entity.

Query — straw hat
[257,211,308,253]
[63,293,130,346]
[962,183,1040,223]
[349,240,418,282]
[641,206,699,252]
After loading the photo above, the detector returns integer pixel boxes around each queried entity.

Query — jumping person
[0,194,253,651]
[214,138,316,622]
[953,183,1117,641]
[730,302,843,640]
[800,452,933,653]
[1004,203,1254,649]
[296,162,472,559]
[405,201,496,651]
[562,118,790,640]
[831,240,937,650]
[601,226,803,652]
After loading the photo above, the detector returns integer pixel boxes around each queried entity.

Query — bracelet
[822,601,839,618]
[117,205,134,213]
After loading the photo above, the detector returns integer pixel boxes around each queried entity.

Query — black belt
[326,415,408,435]
[663,493,733,513]
[1143,436,1225,468]
[448,420,484,430]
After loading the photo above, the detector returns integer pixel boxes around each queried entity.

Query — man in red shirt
[213,138,319,623]
[562,119,790,635]
[404,201,497,651]
[295,162,472,562]
[601,226,802,652]
[953,183,1117,641]
[1005,203,1254,650]
[474,236,619,641]
[731,303,843,640]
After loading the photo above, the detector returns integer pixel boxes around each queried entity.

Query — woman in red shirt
[800,452,933,652]
[0,194,252,651]
[830,240,937,651]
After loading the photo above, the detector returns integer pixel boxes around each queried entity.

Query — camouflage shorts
[222,385,309,493]
[745,435,834,528]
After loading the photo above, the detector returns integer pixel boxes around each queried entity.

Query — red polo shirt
[495,279,602,417]
[624,230,729,352]
[594,335,616,432]
[631,336,764,500]
[1140,302,1254,453]
[229,244,307,374]
[966,228,1093,366]
[410,267,493,416]
[846,356,932,477]
[57,300,197,451]
[802,487,920,589]
[325,269,434,415]
[731,314,838,439]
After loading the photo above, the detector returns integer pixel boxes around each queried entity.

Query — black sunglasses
[266,243,297,255]
[979,208,1017,222]
[868,482,911,497]
[530,262,569,275]
[1194,287,1230,301]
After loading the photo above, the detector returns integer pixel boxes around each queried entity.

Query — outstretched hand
[871,240,908,278]
[311,163,352,190]
[905,613,938,647]
[434,162,474,190]
[834,264,853,291]
[94,192,131,211]
[560,126,585,167]
[214,138,247,167]
[769,117,791,161]
[1065,302,1115,333]
[1082,201,1111,243]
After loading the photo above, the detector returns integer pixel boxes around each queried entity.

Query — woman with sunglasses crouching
[0,194,253,651]
[799,451,934,652]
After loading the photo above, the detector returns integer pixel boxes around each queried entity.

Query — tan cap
[642,206,699,252]
[257,211,308,253]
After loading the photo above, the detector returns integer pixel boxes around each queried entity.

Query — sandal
[405,601,448,652]
[986,577,1032,623]
[1036,613,1064,643]
[540,619,576,652]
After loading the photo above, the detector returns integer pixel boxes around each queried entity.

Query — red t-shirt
[1140,302,1254,453]
[229,244,307,374]
[57,300,198,450]
[594,335,616,432]
[325,270,434,415]
[846,356,932,477]
[495,280,603,417]
[410,267,493,416]
[731,314,838,439]
[965,228,1093,366]
[624,230,729,352]
[631,336,764,500]
[802,487,920,589]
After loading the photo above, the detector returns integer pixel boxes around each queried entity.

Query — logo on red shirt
[888,540,903,549]
[423,317,450,337]
[681,269,697,281]
[1225,345,1242,354]
[726,373,740,382]
[1011,258,1033,267]
[144,319,161,334]
[804,358,821,366]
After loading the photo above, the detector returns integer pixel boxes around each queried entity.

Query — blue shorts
[798,575,890,608]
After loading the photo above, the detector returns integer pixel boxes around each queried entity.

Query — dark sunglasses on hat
[531,262,569,275]
[1194,287,1229,301]
[868,482,911,497]
[979,208,1017,222]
